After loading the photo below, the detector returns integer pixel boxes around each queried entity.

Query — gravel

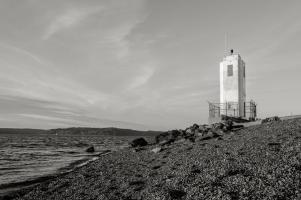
[3,118,301,200]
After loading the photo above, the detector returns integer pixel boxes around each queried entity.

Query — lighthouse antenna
[224,33,228,57]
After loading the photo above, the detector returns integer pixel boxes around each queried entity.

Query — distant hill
[48,127,162,136]
[0,128,47,135]
[0,127,162,136]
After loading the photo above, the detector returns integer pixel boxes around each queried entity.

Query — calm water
[0,133,138,192]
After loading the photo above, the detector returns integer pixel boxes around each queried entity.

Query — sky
[0,0,300,131]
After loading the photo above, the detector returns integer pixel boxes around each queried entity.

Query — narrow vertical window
[227,65,233,76]
[243,67,245,77]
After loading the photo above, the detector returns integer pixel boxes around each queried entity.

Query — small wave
[57,150,111,173]
[0,150,112,197]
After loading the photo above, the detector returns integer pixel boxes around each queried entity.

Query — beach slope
[4,118,301,200]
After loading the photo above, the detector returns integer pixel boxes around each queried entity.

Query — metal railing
[208,100,257,121]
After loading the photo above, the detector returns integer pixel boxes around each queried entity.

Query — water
[0,132,139,193]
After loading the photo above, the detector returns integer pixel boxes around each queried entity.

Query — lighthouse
[208,49,256,123]
[220,49,246,117]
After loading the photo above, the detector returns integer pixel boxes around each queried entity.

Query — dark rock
[86,146,95,153]
[129,138,148,148]
[187,136,195,143]
[168,189,186,199]
[197,124,207,133]
[191,123,199,131]
[152,165,161,170]
[155,130,182,144]
[212,131,221,138]
[211,122,225,130]
[224,119,234,130]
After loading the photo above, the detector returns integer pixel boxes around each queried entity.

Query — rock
[224,119,234,131]
[198,124,207,132]
[185,128,193,135]
[151,147,162,153]
[211,122,225,130]
[155,130,182,144]
[187,136,195,143]
[86,146,95,153]
[130,137,148,148]
[262,116,281,124]
[191,123,199,131]
[195,131,204,137]
[168,189,187,199]
[211,130,221,138]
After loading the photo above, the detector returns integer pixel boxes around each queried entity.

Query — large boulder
[129,137,148,148]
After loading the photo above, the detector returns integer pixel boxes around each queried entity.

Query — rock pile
[261,116,281,124]
[153,120,242,146]
[128,120,245,151]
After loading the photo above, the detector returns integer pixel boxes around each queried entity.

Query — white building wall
[220,54,246,117]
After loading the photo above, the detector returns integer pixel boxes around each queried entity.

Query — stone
[196,131,204,137]
[224,120,234,131]
[211,122,225,130]
[168,189,187,199]
[130,137,148,148]
[155,130,182,144]
[151,147,162,153]
[198,124,207,132]
[86,146,95,153]
[191,123,199,131]
[185,128,193,135]
[188,137,195,143]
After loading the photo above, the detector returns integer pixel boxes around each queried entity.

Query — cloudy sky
[0,0,300,130]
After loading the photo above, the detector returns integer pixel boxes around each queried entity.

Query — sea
[0,132,143,195]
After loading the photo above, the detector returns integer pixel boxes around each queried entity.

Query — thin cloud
[43,7,102,40]
[127,65,155,90]
[0,43,44,64]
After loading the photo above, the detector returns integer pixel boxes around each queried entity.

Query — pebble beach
[3,118,301,200]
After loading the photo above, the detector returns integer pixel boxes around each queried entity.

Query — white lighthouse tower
[220,49,246,117]
[208,49,256,123]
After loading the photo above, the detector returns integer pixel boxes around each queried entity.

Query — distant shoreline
[0,127,162,137]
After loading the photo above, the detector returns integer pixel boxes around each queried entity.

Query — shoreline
[3,118,301,199]
[0,150,112,199]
